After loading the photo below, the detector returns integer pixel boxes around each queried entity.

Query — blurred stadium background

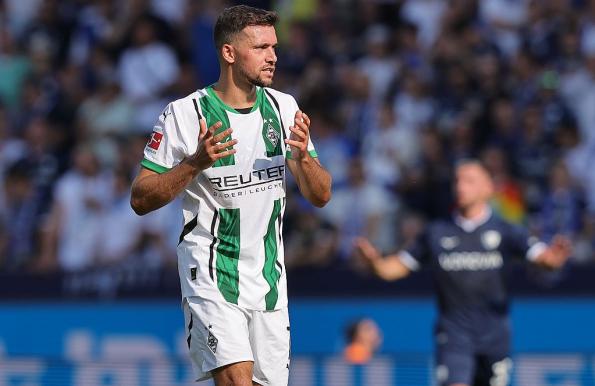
[1,0,595,385]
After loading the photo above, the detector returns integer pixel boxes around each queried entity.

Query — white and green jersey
[141,86,317,311]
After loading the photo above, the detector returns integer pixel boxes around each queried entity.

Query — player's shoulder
[421,219,456,243]
[263,87,298,108]
[486,212,516,231]
[169,89,207,111]
[428,218,457,233]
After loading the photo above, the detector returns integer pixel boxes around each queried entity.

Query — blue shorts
[435,319,512,386]
[436,349,512,386]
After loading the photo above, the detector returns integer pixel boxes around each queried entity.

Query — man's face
[454,164,494,210]
[232,25,277,87]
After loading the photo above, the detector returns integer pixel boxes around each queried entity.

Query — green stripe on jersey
[200,91,235,167]
[263,199,282,310]
[216,208,241,304]
[140,158,170,174]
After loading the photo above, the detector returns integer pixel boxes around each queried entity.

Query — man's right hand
[354,237,412,281]
[355,237,382,269]
[186,120,238,171]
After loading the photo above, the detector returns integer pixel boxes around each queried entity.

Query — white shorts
[182,296,291,385]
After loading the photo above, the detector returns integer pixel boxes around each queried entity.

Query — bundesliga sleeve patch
[147,131,163,150]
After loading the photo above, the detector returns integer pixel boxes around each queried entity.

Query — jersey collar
[205,85,263,114]
[454,205,492,233]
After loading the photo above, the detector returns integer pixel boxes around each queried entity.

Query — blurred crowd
[2,0,595,280]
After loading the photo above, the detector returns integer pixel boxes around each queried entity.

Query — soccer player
[130,6,331,386]
[356,160,570,386]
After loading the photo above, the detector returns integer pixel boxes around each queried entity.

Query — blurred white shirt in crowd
[119,42,179,102]
[77,92,134,136]
[357,25,399,102]
[3,0,42,38]
[151,0,188,24]
[356,57,398,103]
[53,171,113,271]
[564,139,595,213]
[320,181,398,257]
[401,0,447,50]
[392,91,434,130]
[95,190,144,265]
[118,42,179,131]
[363,122,419,187]
[480,0,528,57]
[559,64,595,142]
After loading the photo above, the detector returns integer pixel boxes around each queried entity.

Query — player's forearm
[533,251,565,270]
[131,161,199,215]
[372,255,410,281]
[292,156,332,207]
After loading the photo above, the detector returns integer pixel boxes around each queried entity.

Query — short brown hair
[455,158,493,179]
[214,5,278,49]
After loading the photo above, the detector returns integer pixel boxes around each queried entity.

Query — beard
[239,66,273,87]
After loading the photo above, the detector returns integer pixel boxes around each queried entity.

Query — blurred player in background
[130,5,331,386]
[356,160,570,386]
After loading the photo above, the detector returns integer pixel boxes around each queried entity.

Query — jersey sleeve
[400,229,431,271]
[504,223,548,262]
[140,103,187,173]
[283,95,317,160]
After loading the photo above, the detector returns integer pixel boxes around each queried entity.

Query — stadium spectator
[68,0,126,66]
[362,102,419,189]
[284,201,339,269]
[560,40,595,142]
[357,24,399,103]
[479,0,528,57]
[321,157,397,258]
[0,104,27,170]
[400,129,452,220]
[306,111,354,189]
[336,65,375,151]
[117,15,179,131]
[514,103,552,212]
[539,160,585,243]
[391,69,434,131]
[0,23,31,109]
[94,167,144,266]
[343,318,383,365]
[0,160,40,271]
[18,118,62,215]
[37,144,113,272]
[77,55,134,139]
[400,0,447,51]
[188,0,224,86]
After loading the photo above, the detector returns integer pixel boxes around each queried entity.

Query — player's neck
[459,203,489,221]
[212,75,258,109]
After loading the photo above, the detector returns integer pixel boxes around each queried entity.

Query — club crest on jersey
[265,120,280,148]
[481,230,501,250]
[147,131,163,151]
[440,236,459,250]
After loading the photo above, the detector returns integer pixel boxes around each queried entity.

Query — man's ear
[221,43,235,64]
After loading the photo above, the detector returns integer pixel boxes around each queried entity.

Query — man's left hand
[285,110,310,161]
[539,235,572,269]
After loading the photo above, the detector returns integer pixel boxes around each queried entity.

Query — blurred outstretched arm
[531,235,572,270]
[354,238,411,281]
